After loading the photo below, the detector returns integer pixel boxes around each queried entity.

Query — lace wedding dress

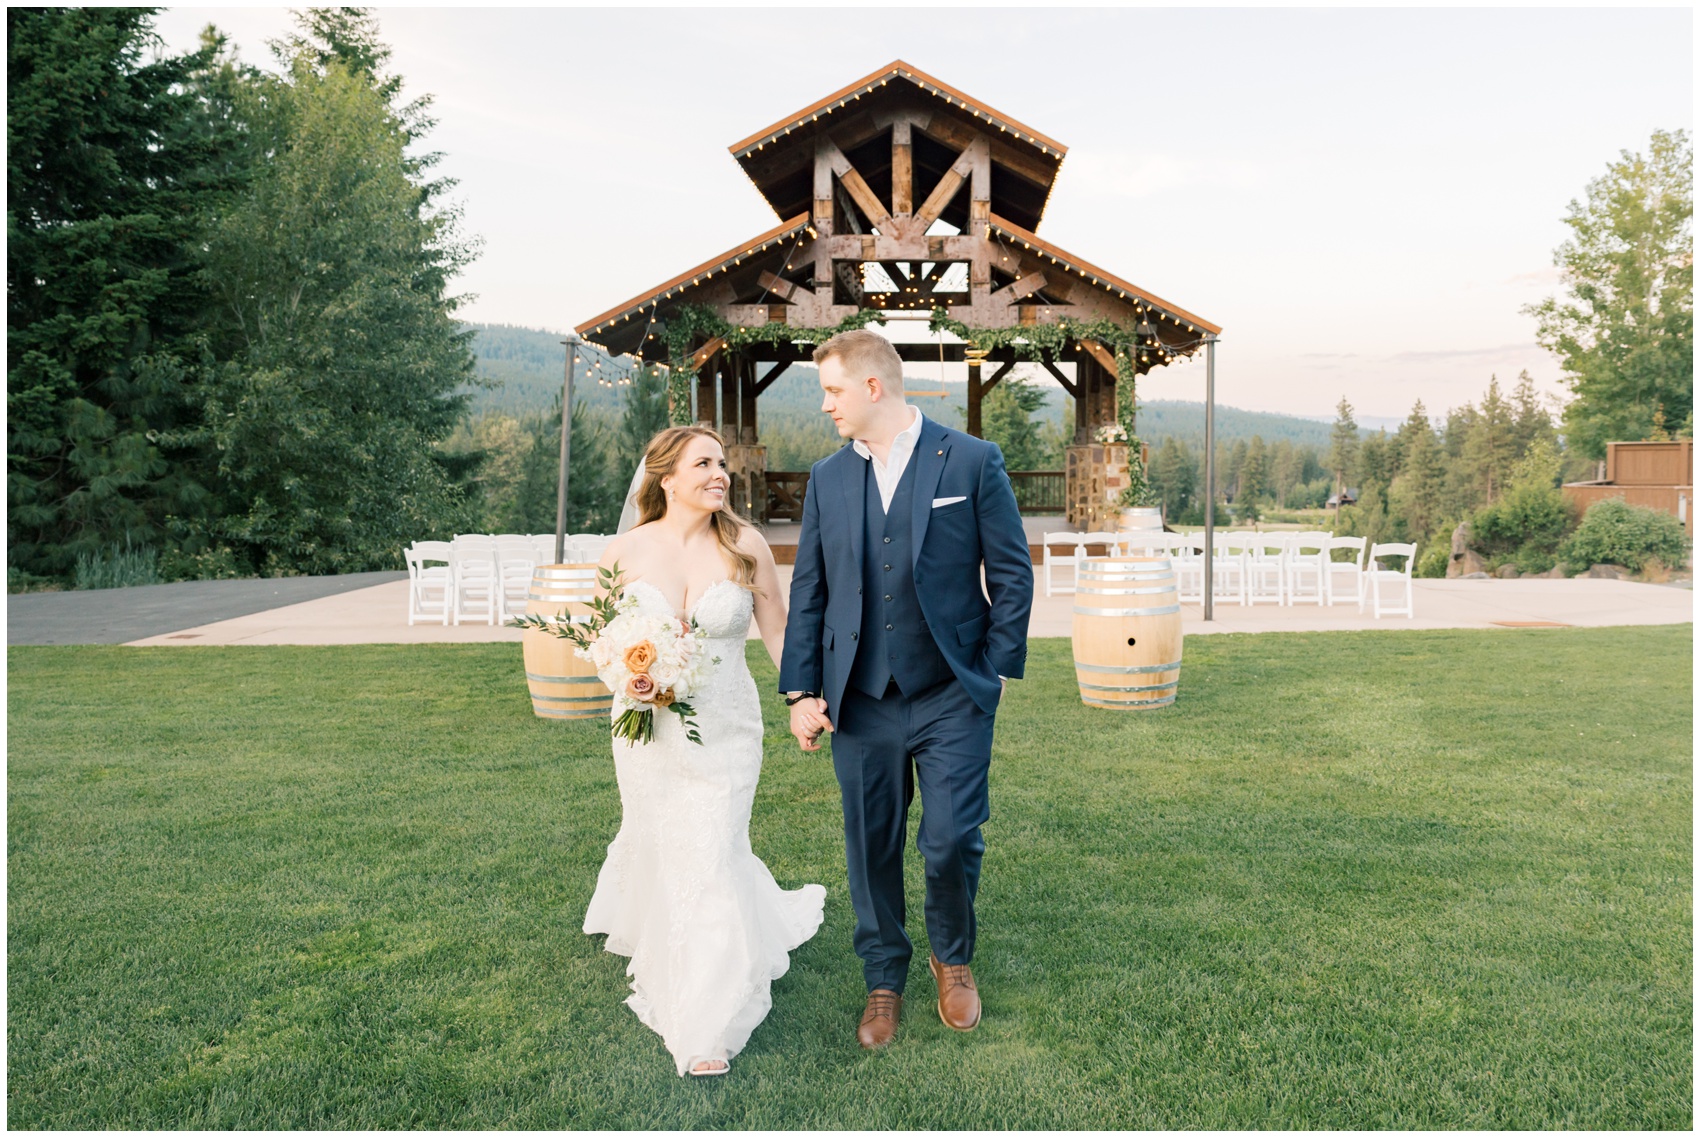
[582,579,827,1075]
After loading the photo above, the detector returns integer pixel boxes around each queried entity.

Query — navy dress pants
[831,677,996,994]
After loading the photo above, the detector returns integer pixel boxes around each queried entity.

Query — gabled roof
[728,59,1067,160]
[575,213,813,341]
[988,216,1223,337]
[729,60,1067,233]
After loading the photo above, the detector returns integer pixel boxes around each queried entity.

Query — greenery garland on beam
[927,309,1155,508]
[660,305,890,426]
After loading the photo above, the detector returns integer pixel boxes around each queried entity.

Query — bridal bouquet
[508,565,714,745]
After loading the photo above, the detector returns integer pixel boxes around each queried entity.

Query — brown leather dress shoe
[929,953,981,1031]
[857,989,902,1049]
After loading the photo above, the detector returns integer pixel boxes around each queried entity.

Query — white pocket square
[931,496,967,508]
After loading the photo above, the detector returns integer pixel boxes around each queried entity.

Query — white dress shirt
[852,404,924,513]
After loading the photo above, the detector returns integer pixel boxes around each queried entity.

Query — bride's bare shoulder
[601,526,657,567]
[733,521,775,564]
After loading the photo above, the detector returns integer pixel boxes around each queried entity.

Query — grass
[7,627,1692,1128]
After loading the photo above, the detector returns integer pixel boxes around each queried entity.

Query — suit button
[857,586,863,594]
[883,536,891,544]
[885,623,893,631]
[884,594,892,602]
[883,564,891,571]
[851,631,858,640]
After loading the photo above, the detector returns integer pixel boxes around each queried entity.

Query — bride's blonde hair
[637,426,758,589]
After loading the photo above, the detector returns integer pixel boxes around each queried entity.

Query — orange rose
[625,674,656,702]
[652,687,676,708]
[623,640,657,675]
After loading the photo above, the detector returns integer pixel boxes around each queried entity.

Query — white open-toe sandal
[689,1057,730,1077]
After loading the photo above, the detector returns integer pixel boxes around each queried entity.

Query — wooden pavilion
[575,60,1221,528]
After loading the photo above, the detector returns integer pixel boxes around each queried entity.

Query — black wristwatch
[784,691,817,706]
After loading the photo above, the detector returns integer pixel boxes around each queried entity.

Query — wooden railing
[767,469,1067,520]
[1008,470,1065,515]
[767,472,810,522]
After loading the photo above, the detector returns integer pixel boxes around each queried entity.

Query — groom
[780,329,1034,1048]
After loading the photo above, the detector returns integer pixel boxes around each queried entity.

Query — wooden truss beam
[1041,359,1079,396]
[1078,338,1119,375]
[913,139,981,232]
[818,137,892,232]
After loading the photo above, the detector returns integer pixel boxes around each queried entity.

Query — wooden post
[891,120,913,216]
[696,350,717,427]
[740,357,758,444]
[965,352,986,438]
[721,351,739,439]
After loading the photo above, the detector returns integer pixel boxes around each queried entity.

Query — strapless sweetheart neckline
[628,577,736,621]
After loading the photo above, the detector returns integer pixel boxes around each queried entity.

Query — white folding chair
[1325,535,1368,610]
[1119,529,1169,558]
[570,532,611,565]
[1367,542,1417,618]
[1041,531,1089,597]
[1081,531,1124,560]
[1286,532,1330,605]
[1171,533,1206,603]
[495,539,538,620]
[450,541,499,625]
[405,541,453,625]
[1213,532,1252,605]
[1246,533,1288,606]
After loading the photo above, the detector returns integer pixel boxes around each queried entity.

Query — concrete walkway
[8,571,408,646]
[112,567,1691,647]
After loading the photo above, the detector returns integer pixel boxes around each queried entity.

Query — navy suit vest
[849,455,955,699]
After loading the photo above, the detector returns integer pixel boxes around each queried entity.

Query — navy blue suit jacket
[779,414,1034,718]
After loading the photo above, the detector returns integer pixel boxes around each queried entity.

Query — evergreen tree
[980,375,1049,471]
[191,28,478,574]
[1239,435,1271,503]
[1525,129,1693,457]
[1327,397,1359,524]
[509,400,621,537]
[1509,369,1557,458]
[1462,375,1516,504]
[1388,408,1447,544]
[6,9,239,576]
[617,363,673,476]
[1149,436,1196,522]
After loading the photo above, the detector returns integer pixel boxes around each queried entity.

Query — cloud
[1503,266,1561,287]
[1388,342,1540,363]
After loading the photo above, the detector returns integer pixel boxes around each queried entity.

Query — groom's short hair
[814,329,904,393]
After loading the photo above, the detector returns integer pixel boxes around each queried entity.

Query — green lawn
[8,627,1692,1128]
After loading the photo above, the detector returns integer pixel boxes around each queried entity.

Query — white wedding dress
[582,578,827,1075]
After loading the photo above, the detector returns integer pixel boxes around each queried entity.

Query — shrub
[1560,498,1691,574]
[73,541,163,590]
[1470,441,1574,560]
[1415,543,1451,578]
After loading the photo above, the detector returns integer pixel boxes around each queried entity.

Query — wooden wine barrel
[1119,506,1164,534]
[522,564,612,720]
[1071,556,1183,710]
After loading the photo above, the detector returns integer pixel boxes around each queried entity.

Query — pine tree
[1463,375,1516,504]
[1239,435,1270,503]
[1509,369,1556,459]
[1327,397,1359,524]
[980,375,1049,472]
[1388,402,1447,545]
[617,364,673,477]
[6,9,240,577]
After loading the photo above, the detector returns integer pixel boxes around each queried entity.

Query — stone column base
[727,443,768,525]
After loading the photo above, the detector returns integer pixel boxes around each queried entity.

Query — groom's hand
[789,697,832,752]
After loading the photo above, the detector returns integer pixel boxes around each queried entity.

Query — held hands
[789,697,833,752]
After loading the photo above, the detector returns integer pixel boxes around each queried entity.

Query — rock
[1450,521,1472,556]
[1496,564,1520,578]
[1585,563,1630,580]
[1448,549,1489,579]
[1461,572,1490,580]
[1539,566,1567,579]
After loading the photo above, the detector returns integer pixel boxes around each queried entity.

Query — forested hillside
[464,323,1342,454]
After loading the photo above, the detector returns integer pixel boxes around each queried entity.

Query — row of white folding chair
[1040,531,1125,596]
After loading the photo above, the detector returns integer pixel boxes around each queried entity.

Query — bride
[582,425,829,1077]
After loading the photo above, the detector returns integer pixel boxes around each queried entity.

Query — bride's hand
[789,699,832,752]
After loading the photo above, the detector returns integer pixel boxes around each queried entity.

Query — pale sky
[151,4,1692,424]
